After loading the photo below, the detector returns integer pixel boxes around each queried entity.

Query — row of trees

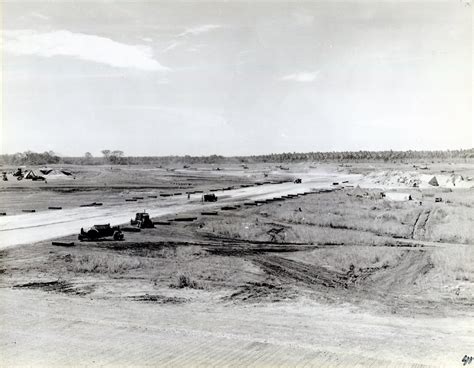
[100,150,125,164]
[1,149,473,166]
[0,151,61,166]
[246,149,474,163]
[70,150,126,165]
[62,148,474,165]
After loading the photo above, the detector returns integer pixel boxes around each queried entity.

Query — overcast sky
[1,0,472,156]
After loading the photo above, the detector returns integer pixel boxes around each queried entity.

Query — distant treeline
[1,149,473,166]
[0,151,61,166]
[247,149,474,163]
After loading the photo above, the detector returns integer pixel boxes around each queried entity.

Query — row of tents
[39,168,73,176]
[2,167,74,181]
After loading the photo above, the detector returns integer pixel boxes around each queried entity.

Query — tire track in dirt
[243,248,435,303]
[411,210,423,239]
[250,254,349,289]
[412,209,432,240]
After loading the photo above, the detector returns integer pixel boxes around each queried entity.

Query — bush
[172,273,200,289]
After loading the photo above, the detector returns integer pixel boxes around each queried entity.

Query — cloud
[161,24,220,53]
[30,12,50,21]
[177,24,222,37]
[4,30,169,71]
[163,40,183,52]
[281,71,320,82]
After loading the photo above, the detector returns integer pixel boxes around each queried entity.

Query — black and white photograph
[0,0,473,366]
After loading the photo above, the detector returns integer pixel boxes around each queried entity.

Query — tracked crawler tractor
[130,212,155,228]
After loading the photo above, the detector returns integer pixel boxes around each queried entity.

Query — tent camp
[23,170,38,179]
[39,168,53,175]
[22,170,45,181]
[348,185,368,198]
[450,174,464,187]
[38,168,74,179]
[428,176,439,186]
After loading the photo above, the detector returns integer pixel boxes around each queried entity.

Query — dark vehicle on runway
[131,212,155,228]
[78,224,124,241]
[202,193,218,202]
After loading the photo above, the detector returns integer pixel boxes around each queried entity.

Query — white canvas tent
[384,192,412,201]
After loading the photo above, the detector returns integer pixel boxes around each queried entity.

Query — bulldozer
[202,193,218,202]
[130,212,154,228]
[78,224,124,241]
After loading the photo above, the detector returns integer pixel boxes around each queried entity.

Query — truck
[78,224,124,241]
[202,193,218,202]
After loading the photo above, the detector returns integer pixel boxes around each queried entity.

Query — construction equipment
[13,168,23,177]
[78,224,124,241]
[202,193,218,202]
[130,212,154,228]
[294,178,302,184]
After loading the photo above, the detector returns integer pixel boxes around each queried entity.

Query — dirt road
[0,171,357,249]
[1,288,471,367]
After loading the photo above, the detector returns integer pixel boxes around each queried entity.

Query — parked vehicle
[202,193,218,202]
[78,224,124,241]
[130,212,154,228]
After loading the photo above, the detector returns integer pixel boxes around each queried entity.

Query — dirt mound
[367,250,433,291]
[366,170,472,189]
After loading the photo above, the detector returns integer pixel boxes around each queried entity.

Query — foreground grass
[429,246,474,284]
[68,253,149,274]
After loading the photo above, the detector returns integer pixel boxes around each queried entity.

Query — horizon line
[1,148,473,158]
